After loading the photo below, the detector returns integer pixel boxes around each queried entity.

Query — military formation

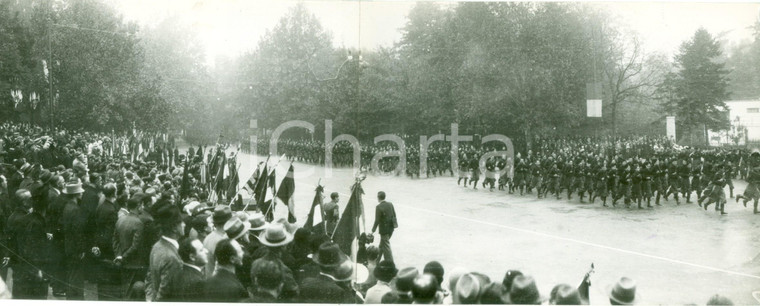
[249,135,760,216]
[457,136,758,215]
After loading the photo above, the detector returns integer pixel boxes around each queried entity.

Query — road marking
[233,150,760,281]
[291,179,760,280]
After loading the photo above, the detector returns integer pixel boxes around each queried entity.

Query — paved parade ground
[233,149,760,304]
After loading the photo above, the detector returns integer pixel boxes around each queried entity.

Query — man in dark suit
[11,189,49,299]
[60,179,88,300]
[0,175,11,282]
[94,183,120,300]
[372,191,398,263]
[8,162,24,198]
[202,238,249,302]
[113,197,145,300]
[165,237,207,302]
[145,204,184,302]
[299,242,357,304]
[245,258,284,303]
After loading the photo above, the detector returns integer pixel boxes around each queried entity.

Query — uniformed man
[513,158,528,195]
[591,164,609,206]
[631,165,643,209]
[530,160,543,198]
[641,161,654,208]
[457,154,469,186]
[735,149,760,214]
[546,163,561,200]
[665,160,681,205]
[678,159,692,203]
[702,169,728,215]
[469,156,480,190]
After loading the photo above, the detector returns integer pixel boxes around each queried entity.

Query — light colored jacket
[145,237,182,301]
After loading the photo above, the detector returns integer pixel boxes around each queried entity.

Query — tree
[0,0,24,120]
[726,15,760,100]
[601,28,668,135]
[139,15,213,132]
[235,3,333,134]
[661,28,731,144]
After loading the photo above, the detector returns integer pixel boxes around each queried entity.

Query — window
[747,108,759,113]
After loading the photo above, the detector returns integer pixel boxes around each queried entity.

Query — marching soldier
[497,156,508,192]
[665,160,681,205]
[702,169,728,215]
[591,164,610,206]
[457,154,469,186]
[530,160,543,198]
[546,163,561,200]
[691,158,704,202]
[562,160,575,200]
[483,156,496,191]
[679,159,692,203]
[470,156,480,190]
[724,159,735,198]
[735,150,760,214]
[513,158,528,195]
[642,160,654,208]
[631,165,643,209]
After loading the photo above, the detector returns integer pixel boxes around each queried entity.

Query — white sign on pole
[586,99,602,117]
[666,116,676,140]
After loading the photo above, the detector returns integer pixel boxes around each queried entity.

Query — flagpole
[318,178,327,234]
[255,155,272,216]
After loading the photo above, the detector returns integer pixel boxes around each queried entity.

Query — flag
[578,264,594,304]
[214,154,227,199]
[253,165,269,203]
[242,163,261,195]
[254,159,271,219]
[333,181,364,258]
[277,164,296,223]
[226,159,239,201]
[304,184,326,234]
[263,169,277,221]
[200,162,207,185]
[180,156,190,200]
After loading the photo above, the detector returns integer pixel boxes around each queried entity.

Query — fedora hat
[39,169,53,184]
[412,274,438,301]
[479,282,508,304]
[275,218,298,235]
[63,178,85,195]
[206,205,232,225]
[395,267,420,293]
[258,223,294,247]
[607,277,640,305]
[506,275,542,305]
[155,204,182,226]
[374,260,398,283]
[223,218,250,240]
[455,273,485,304]
[551,284,582,305]
[333,257,356,282]
[248,212,268,231]
[312,242,348,268]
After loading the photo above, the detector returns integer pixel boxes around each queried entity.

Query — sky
[107,0,760,67]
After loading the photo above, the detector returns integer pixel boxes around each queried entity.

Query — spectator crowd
[0,122,742,304]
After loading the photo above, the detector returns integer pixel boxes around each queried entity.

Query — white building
[707,100,760,146]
